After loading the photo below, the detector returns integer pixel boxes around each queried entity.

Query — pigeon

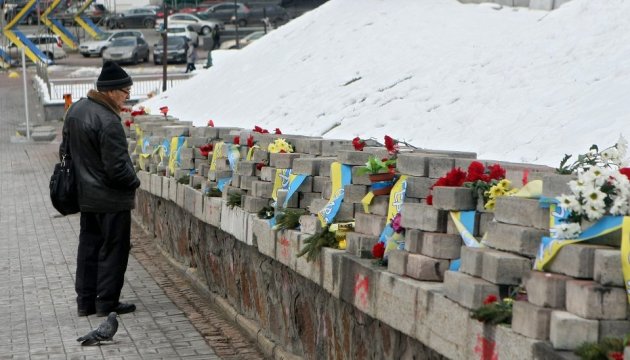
[76,312,119,346]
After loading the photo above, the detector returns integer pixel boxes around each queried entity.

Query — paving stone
[493,197,549,230]
[292,158,321,175]
[420,232,462,259]
[354,212,387,237]
[511,301,553,340]
[459,246,485,277]
[406,254,449,281]
[482,221,546,258]
[565,280,627,320]
[396,154,429,177]
[542,173,575,199]
[400,203,447,232]
[345,232,378,258]
[593,249,624,287]
[387,250,408,276]
[342,184,369,203]
[443,270,499,310]
[481,249,532,285]
[404,229,423,254]
[546,244,610,279]
[550,311,599,350]
[524,270,569,309]
[431,186,475,211]
[599,320,630,340]
[269,153,302,168]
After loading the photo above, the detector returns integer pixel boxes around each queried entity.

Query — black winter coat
[60,90,140,213]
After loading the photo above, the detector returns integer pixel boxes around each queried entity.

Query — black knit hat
[96,61,133,91]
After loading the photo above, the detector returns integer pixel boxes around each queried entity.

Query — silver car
[102,36,150,65]
[79,30,144,57]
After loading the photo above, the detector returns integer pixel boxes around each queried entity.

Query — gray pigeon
[77,312,119,346]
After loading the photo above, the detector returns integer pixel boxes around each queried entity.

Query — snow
[140,0,630,167]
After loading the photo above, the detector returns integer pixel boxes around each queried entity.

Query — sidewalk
[0,70,260,360]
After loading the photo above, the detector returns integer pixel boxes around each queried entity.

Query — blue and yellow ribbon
[318,162,352,226]
[168,136,187,176]
[378,176,408,257]
[448,211,483,271]
[271,169,307,208]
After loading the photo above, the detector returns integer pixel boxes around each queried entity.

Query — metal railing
[43,73,193,102]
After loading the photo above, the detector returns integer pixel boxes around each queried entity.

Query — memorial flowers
[357,155,397,176]
[484,179,517,211]
[268,138,294,153]
[556,135,628,174]
[426,162,506,206]
[352,137,366,151]
[470,294,514,325]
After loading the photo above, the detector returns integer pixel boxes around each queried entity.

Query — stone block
[150,174,162,197]
[542,173,575,199]
[219,203,249,243]
[387,250,408,276]
[307,139,323,155]
[322,247,344,298]
[298,192,321,210]
[204,196,222,227]
[355,212,387,237]
[405,176,433,199]
[428,157,455,179]
[400,203,447,232]
[421,232,462,259]
[318,158,337,177]
[524,270,570,309]
[269,153,302,169]
[335,202,355,222]
[299,215,322,235]
[252,217,275,257]
[312,176,328,192]
[191,175,206,189]
[168,178,178,202]
[138,171,150,191]
[546,244,609,279]
[161,176,170,199]
[192,126,219,138]
[183,186,198,214]
[406,254,449,281]
[594,249,624,287]
[565,280,627,320]
[342,184,368,203]
[292,158,321,175]
[260,166,276,182]
[375,271,420,336]
[193,190,204,220]
[308,198,328,215]
[481,249,532,285]
[239,175,258,191]
[163,126,190,137]
[404,229,423,254]
[275,229,301,269]
[242,195,270,213]
[237,161,257,176]
[477,211,494,237]
[599,320,630,340]
[320,139,354,156]
[336,150,372,165]
[550,311,599,350]
[482,221,546,258]
[432,186,475,211]
[459,246,485,277]
[351,166,371,185]
[365,195,389,216]
[252,149,269,164]
[493,197,549,230]
[295,245,322,285]
[345,232,378,258]
[230,174,241,188]
[176,182,186,208]
[443,270,500,310]
[322,180,332,199]
[512,301,553,340]
[337,255,377,316]
[396,154,429,176]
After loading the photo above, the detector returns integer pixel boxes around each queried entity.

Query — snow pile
[141,0,630,166]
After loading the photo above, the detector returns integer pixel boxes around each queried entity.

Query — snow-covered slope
[141,0,630,166]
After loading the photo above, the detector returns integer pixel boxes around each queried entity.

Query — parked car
[199,2,250,27]
[62,2,109,23]
[4,34,67,63]
[156,13,223,35]
[249,5,289,26]
[152,35,189,65]
[164,24,199,46]
[106,8,157,29]
[144,4,175,19]
[79,30,143,57]
[3,0,51,25]
[102,36,150,64]
[219,30,265,49]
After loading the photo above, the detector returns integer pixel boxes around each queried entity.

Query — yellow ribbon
[209,141,225,171]
[361,192,375,213]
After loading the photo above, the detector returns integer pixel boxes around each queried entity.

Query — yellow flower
[268,143,278,153]
[502,298,514,305]
[484,198,496,210]
[488,186,505,199]
[498,179,511,189]
[338,239,347,250]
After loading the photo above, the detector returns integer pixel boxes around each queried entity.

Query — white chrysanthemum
[569,179,587,195]
[583,166,608,187]
[552,222,582,240]
[584,203,606,221]
[557,194,582,213]
[601,148,621,166]
[609,197,630,215]
[583,187,607,205]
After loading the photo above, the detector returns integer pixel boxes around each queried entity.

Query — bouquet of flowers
[426,161,506,206]
[268,138,293,153]
[484,179,517,211]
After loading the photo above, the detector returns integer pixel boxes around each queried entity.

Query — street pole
[162,0,168,92]
[234,0,239,49]
[21,48,30,141]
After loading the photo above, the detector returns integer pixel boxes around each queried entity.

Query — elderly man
[60,61,140,317]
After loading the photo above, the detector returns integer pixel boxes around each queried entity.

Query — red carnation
[159,106,168,116]
[483,294,498,305]
[352,137,366,151]
[130,110,145,116]
[620,167,630,180]
[426,194,433,205]
[199,143,213,157]
[275,128,282,134]
[487,164,506,181]
[256,162,265,171]
[384,135,398,154]
[466,161,486,182]
[444,167,467,186]
[207,119,215,127]
[124,119,133,128]
[233,136,240,145]
[253,125,269,134]
[609,351,623,360]
[522,169,529,186]
[372,242,385,259]
[247,135,255,148]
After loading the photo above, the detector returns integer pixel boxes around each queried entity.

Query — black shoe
[97,302,136,317]
[77,308,96,317]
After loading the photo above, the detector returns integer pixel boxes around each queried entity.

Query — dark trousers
[76,211,131,312]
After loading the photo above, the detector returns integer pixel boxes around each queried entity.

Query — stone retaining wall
[128,114,628,359]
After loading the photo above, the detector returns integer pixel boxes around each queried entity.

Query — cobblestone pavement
[0,70,266,360]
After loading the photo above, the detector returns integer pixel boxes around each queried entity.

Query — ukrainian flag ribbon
[133,126,143,155]
[378,176,408,257]
[209,141,225,172]
[271,169,307,208]
[226,144,241,171]
[448,211,482,271]
[318,162,352,226]
[168,136,187,176]
[246,145,259,161]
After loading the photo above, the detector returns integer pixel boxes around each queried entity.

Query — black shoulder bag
[50,141,80,216]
